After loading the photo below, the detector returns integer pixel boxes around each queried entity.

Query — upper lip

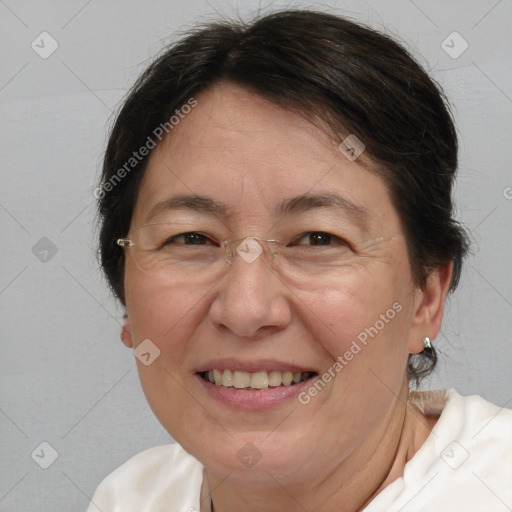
[195,358,317,374]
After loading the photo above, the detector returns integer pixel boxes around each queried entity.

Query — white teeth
[233,370,251,388]
[204,369,314,389]
[250,371,268,389]
[268,370,282,387]
[282,371,293,386]
[222,369,233,386]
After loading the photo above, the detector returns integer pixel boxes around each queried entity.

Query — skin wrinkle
[143,191,370,232]
[121,83,450,512]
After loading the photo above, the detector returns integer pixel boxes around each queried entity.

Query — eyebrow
[276,193,369,224]
[146,194,229,222]
[145,192,368,227]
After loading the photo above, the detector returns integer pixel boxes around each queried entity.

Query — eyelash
[166,231,349,248]
[166,232,213,246]
[292,232,348,247]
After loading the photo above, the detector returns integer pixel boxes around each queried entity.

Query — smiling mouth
[198,369,317,390]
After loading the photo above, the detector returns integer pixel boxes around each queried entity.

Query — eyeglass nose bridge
[221,236,281,265]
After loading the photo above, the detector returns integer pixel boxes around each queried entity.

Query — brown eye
[294,232,347,247]
[306,232,332,246]
[167,232,211,245]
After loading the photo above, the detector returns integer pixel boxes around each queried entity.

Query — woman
[88,9,512,512]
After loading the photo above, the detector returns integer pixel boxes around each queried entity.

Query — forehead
[132,83,398,232]
[156,83,339,173]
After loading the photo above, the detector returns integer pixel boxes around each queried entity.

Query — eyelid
[290,231,350,247]
[168,231,219,244]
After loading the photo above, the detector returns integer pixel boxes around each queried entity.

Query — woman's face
[123,82,430,483]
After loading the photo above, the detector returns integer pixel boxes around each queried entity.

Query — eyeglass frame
[116,220,397,280]
[116,234,285,268]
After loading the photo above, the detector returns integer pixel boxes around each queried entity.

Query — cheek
[302,266,407,354]
[297,274,411,435]
[124,262,209,347]
[124,270,214,436]
[298,263,413,402]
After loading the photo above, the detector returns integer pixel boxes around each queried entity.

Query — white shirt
[86,389,512,511]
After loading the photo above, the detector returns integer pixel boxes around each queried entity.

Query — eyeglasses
[117,222,394,286]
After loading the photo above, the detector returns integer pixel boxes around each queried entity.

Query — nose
[208,242,292,338]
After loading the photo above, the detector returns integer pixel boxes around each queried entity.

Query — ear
[120,315,134,348]
[408,261,453,354]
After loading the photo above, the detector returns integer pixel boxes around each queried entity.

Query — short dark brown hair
[97,9,469,384]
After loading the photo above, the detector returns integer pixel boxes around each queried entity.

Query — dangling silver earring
[422,336,432,350]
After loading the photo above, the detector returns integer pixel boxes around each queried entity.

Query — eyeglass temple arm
[117,235,280,248]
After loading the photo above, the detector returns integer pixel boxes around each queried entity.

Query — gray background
[1,0,511,510]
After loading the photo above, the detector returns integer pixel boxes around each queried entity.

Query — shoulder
[440,389,512,447]
[415,390,512,506]
[367,389,512,511]
[410,388,512,442]
[87,443,204,512]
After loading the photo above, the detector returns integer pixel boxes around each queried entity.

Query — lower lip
[195,374,316,411]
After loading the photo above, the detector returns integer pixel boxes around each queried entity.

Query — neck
[203,383,437,512]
